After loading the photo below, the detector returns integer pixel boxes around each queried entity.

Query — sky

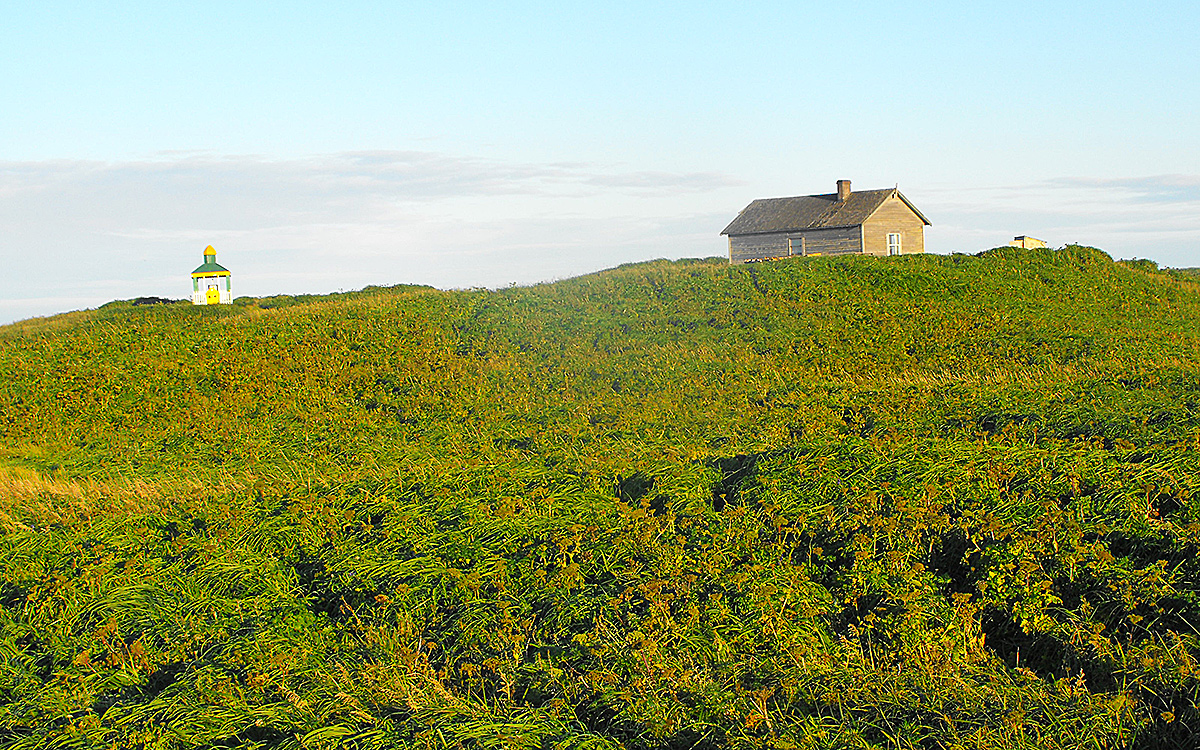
[3,1,1199,324]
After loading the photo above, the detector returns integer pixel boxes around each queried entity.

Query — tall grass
[1,247,1199,748]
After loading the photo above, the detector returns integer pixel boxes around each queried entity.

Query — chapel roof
[192,246,230,276]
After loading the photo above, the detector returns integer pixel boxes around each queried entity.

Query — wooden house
[721,180,930,263]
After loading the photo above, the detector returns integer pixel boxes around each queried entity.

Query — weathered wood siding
[730,233,789,263]
[861,196,926,255]
[791,227,861,256]
[730,227,863,263]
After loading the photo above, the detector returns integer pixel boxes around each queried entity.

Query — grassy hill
[1,246,1199,749]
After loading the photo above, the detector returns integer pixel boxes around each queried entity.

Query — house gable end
[860,192,928,255]
[857,189,931,227]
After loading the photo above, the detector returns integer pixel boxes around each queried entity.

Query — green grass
[1,246,1199,748]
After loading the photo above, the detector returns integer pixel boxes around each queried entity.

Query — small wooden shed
[721,180,931,263]
[1009,236,1047,249]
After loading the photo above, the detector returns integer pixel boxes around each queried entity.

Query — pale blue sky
[4,1,1199,323]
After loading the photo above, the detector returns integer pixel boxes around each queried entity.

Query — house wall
[790,227,861,256]
[861,196,926,255]
[729,233,789,263]
[729,227,862,263]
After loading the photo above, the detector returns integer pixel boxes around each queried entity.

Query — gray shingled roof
[721,188,930,236]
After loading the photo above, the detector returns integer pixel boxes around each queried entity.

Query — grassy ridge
[1,246,1199,748]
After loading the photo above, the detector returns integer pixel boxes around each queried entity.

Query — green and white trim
[191,246,232,305]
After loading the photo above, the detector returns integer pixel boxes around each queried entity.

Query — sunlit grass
[1,246,1199,748]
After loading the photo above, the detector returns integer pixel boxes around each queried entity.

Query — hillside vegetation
[1,246,1199,749]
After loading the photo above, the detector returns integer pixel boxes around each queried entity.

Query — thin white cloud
[918,176,1200,265]
[1,151,744,323]
[584,171,745,192]
[4,157,1200,326]
[1052,175,1200,204]
[0,152,738,204]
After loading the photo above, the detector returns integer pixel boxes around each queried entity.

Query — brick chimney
[836,180,851,201]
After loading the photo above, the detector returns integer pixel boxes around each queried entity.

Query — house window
[887,233,902,255]
[789,237,805,256]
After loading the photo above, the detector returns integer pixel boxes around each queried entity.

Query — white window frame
[887,233,902,255]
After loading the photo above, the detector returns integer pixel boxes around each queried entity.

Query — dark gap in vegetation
[980,608,1071,681]
[707,450,792,511]
[292,548,344,620]
[1152,493,1186,520]
[207,725,293,749]
[927,530,979,594]
[12,633,56,681]
[975,412,1036,435]
[615,472,655,505]
[92,661,188,717]
[841,407,877,437]
[355,376,418,422]
[789,527,856,585]
[831,593,906,645]
[573,696,653,746]
[658,728,725,749]
[747,268,767,295]
[263,494,293,518]
[0,581,26,610]
[1109,532,1197,569]
[1126,687,1200,749]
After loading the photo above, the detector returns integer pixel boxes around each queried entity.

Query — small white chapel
[191,245,232,305]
